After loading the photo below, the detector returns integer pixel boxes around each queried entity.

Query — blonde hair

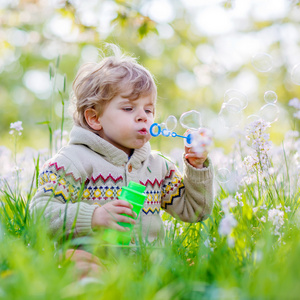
[70,46,157,131]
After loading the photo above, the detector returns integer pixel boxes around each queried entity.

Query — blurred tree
[0,0,299,152]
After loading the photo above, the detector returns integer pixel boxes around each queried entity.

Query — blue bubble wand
[149,123,193,145]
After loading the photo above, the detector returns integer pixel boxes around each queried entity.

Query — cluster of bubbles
[150,110,203,142]
[251,52,300,86]
[218,52,282,131]
[151,111,220,181]
[154,52,300,185]
[218,88,280,130]
[216,52,282,183]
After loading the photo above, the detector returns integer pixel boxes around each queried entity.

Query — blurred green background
[1,0,300,154]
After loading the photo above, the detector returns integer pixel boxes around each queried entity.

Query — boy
[30,47,214,275]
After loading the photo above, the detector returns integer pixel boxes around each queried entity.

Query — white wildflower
[261,216,266,222]
[227,236,235,248]
[221,196,238,215]
[219,214,238,236]
[243,155,259,171]
[204,238,210,248]
[9,121,23,136]
[235,192,242,200]
[293,111,300,119]
[268,208,284,236]
[285,130,299,139]
[288,97,300,109]
[10,121,23,131]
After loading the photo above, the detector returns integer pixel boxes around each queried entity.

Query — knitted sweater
[30,126,214,243]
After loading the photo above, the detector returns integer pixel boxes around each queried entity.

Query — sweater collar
[69,126,150,167]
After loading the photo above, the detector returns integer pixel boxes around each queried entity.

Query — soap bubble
[291,64,300,85]
[179,110,202,130]
[218,102,243,128]
[258,103,280,123]
[264,91,277,103]
[244,114,260,129]
[224,89,248,111]
[215,168,231,183]
[165,115,177,131]
[251,52,273,72]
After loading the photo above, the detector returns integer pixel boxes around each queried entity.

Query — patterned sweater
[30,126,214,243]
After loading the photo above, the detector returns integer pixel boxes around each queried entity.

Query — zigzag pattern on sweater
[48,162,82,183]
[48,161,124,184]
[90,174,123,184]
[40,163,179,214]
[42,186,69,202]
[140,169,175,187]
[161,182,185,209]
[143,207,160,214]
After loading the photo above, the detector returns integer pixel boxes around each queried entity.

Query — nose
[136,109,147,122]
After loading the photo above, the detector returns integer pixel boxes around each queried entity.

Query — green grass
[0,145,300,300]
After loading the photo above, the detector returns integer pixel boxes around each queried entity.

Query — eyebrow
[119,98,154,106]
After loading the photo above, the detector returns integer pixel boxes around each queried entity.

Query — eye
[145,108,154,114]
[123,107,133,112]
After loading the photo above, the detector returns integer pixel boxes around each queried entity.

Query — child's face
[98,92,155,156]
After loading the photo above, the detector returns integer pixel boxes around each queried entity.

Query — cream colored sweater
[30,126,214,243]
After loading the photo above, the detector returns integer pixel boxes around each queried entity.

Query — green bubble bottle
[102,181,147,245]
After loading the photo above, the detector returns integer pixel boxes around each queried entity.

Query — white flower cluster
[0,146,49,193]
[9,121,23,136]
[268,208,284,236]
[221,195,238,215]
[289,98,300,119]
[245,119,272,152]
[243,119,272,173]
[219,214,238,237]
[219,196,238,245]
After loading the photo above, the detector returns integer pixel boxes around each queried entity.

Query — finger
[114,224,131,232]
[117,214,136,225]
[114,207,137,218]
[111,200,133,208]
[185,153,207,161]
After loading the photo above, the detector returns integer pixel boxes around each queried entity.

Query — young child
[30,46,214,275]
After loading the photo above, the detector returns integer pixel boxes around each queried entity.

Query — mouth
[138,128,148,135]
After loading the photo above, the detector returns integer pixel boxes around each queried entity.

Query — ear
[84,108,102,131]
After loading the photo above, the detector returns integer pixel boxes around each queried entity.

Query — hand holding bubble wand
[150,110,213,168]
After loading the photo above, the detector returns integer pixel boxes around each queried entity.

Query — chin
[134,141,147,149]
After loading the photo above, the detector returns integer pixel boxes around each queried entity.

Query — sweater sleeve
[29,156,97,238]
[161,155,214,222]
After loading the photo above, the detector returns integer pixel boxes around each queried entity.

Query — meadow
[0,93,299,299]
